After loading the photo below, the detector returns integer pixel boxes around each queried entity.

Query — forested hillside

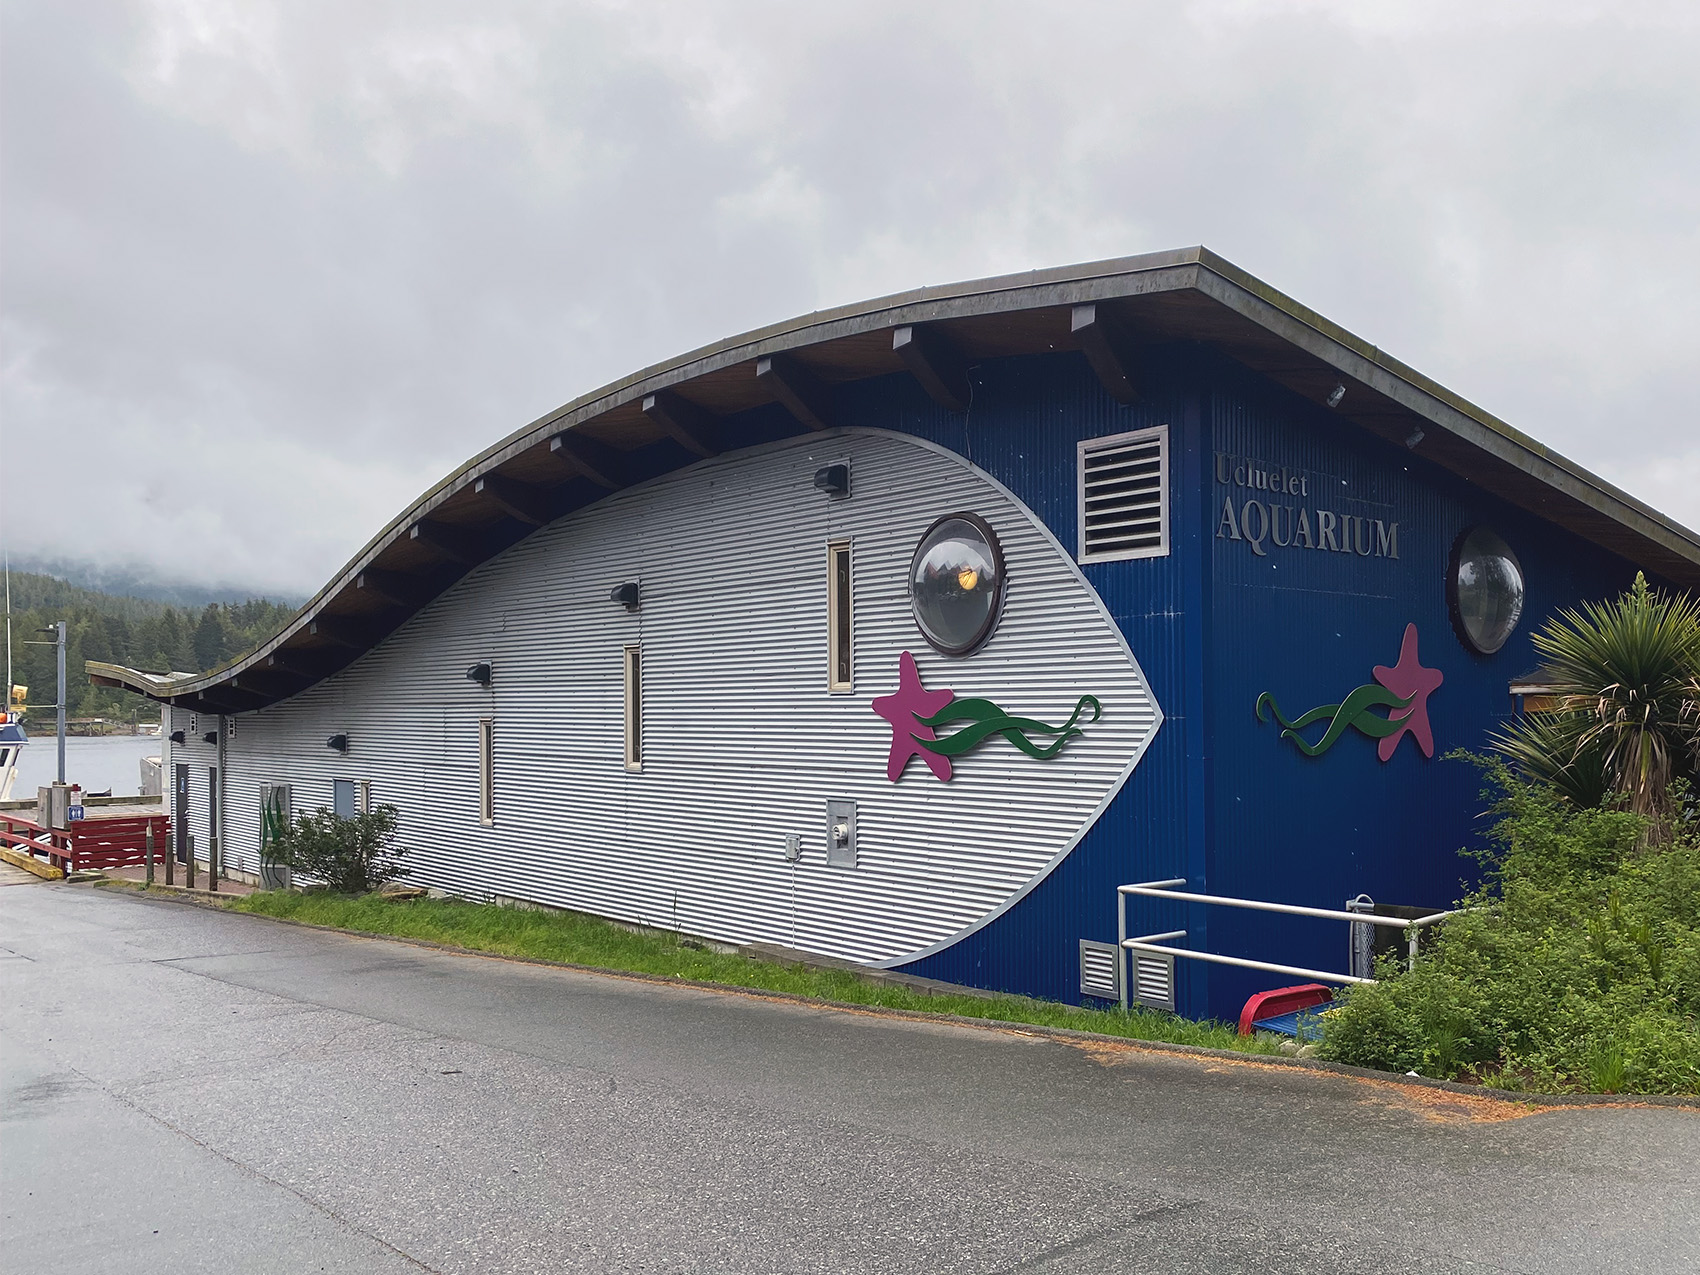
[5,572,297,726]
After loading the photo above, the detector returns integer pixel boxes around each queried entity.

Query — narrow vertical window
[478,717,495,825]
[624,645,643,771]
[828,540,853,691]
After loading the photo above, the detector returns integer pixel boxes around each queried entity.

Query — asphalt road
[2,882,1696,1275]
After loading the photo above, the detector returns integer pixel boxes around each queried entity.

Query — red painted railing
[0,813,172,874]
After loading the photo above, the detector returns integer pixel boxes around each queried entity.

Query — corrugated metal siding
[1200,356,1639,1019]
[220,428,1161,967]
[833,351,1206,1006]
[166,704,220,863]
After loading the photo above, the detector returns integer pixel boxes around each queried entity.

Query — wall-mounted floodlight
[1405,426,1426,450]
[610,582,640,611]
[168,730,186,744]
[202,731,218,745]
[326,733,349,754]
[466,661,493,687]
[814,463,850,498]
[1326,384,1347,408]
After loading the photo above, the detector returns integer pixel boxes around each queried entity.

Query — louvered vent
[1077,426,1169,563]
[1133,951,1175,1012]
[1078,939,1122,1001]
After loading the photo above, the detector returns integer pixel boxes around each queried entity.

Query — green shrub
[1317,764,1700,1094]
[272,803,408,895]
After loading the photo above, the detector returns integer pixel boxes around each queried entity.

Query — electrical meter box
[825,799,857,869]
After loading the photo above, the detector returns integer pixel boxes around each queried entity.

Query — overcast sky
[3,0,1696,599]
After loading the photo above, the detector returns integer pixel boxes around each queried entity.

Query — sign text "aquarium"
[1215,452,1399,560]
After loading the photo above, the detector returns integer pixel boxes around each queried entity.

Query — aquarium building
[92,248,1700,1022]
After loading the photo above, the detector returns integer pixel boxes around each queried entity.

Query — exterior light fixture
[814,463,850,498]
[610,582,640,611]
[465,661,493,687]
[326,733,349,754]
[202,731,218,745]
[1326,384,1347,408]
[1405,426,1426,449]
[168,730,186,744]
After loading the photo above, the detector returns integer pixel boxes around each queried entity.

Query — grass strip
[230,890,1284,1056]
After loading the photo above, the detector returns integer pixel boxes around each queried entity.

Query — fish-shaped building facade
[93,248,1700,1021]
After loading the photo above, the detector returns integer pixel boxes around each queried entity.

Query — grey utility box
[825,799,857,868]
[39,785,70,830]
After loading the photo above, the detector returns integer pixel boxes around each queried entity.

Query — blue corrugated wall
[1196,360,1636,1020]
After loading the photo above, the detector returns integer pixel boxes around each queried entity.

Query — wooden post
[185,835,195,890]
[145,821,155,886]
[209,818,219,893]
[164,827,173,885]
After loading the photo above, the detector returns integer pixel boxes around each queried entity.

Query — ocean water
[10,732,162,797]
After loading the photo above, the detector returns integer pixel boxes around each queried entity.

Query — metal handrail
[1123,935,1376,988]
[1118,881,1458,929]
[1115,878,1457,1010]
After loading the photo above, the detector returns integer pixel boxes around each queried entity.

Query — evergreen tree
[2,571,298,729]
[192,604,230,670]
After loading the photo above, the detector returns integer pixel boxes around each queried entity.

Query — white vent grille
[1078,426,1168,563]
[1079,939,1122,1001]
[1133,951,1175,1011]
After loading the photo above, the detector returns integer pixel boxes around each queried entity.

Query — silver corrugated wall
[212,428,1162,966]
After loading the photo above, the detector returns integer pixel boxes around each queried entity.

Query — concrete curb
[94,878,235,898]
[102,880,1700,1111]
[0,846,64,880]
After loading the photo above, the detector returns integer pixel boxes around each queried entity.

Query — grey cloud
[3,0,1696,596]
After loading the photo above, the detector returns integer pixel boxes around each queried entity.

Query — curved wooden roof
[89,246,1700,712]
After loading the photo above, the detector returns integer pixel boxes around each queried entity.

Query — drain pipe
[212,714,226,892]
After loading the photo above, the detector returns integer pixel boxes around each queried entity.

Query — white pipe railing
[1123,936,1376,989]
[1115,878,1456,1010]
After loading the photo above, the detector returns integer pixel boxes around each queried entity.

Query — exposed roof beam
[409,520,482,565]
[549,432,628,489]
[892,325,972,412]
[1071,303,1142,404]
[641,390,723,458]
[192,683,264,714]
[309,616,372,649]
[265,649,335,679]
[756,353,833,431]
[355,567,432,609]
[474,473,557,527]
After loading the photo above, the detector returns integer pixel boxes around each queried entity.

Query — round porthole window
[909,513,1005,657]
[1449,527,1525,655]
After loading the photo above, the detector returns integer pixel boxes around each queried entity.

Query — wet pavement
[2,881,1697,1274]
[0,860,43,886]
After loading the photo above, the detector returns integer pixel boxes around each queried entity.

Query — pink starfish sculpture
[872,651,956,782]
[1372,623,1444,761]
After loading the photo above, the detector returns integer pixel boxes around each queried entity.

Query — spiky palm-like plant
[1495,574,1700,833]
[1491,709,1611,810]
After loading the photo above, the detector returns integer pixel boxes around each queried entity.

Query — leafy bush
[271,803,409,895]
[1317,764,1700,1093]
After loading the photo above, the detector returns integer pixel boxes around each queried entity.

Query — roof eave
[94,246,1700,712]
